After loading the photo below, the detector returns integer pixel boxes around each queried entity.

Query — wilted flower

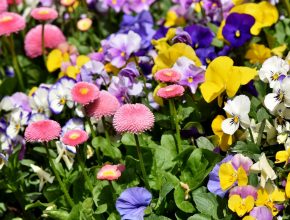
[116,187,152,219]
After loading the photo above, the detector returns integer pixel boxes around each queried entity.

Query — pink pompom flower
[25,119,61,143]
[97,164,125,181]
[0,12,25,36]
[7,0,22,4]
[157,84,185,99]
[154,68,181,83]
[71,82,100,105]
[0,0,8,13]
[31,7,58,21]
[62,129,88,146]
[24,24,66,58]
[85,91,120,119]
[113,103,154,134]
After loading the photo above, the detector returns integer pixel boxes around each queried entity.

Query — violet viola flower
[103,0,125,12]
[107,31,141,68]
[119,11,155,49]
[184,24,215,50]
[195,47,217,65]
[124,0,155,13]
[222,13,255,47]
[116,187,152,220]
[172,28,192,45]
[173,57,205,94]
[249,206,273,220]
[119,62,140,83]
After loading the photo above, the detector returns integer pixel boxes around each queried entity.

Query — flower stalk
[169,99,182,154]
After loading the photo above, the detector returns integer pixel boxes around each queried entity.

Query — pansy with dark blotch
[184,24,215,49]
[116,187,152,220]
[222,13,255,47]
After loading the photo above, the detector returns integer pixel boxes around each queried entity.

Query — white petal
[264,93,281,112]
[240,114,251,129]
[221,118,239,135]
[231,95,251,114]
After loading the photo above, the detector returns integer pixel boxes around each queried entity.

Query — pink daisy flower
[97,164,125,181]
[154,68,181,83]
[24,120,61,143]
[0,0,8,13]
[85,91,120,119]
[71,82,100,105]
[7,0,22,4]
[62,129,88,146]
[31,7,58,21]
[157,84,185,99]
[24,24,66,58]
[113,103,154,134]
[0,12,26,36]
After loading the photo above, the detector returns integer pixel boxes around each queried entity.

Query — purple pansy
[184,24,215,49]
[124,0,155,13]
[106,31,141,68]
[222,13,255,47]
[103,0,125,12]
[116,187,152,220]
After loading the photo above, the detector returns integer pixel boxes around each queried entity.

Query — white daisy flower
[259,56,289,89]
[221,95,251,135]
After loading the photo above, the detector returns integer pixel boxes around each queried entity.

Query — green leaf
[25,200,53,210]
[155,180,175,210]
[231,141,260,160]
[174,185,195,213]
[44,209,70,220]
[257,108,270,122]
[145,214,172,220]
[188,214,212,220]
[196,137,214,151]
[92,136,122,159]
[0,77,17,96]
[95,204,107,214]
[177,106,194,122]
[183,122,204,134]
[192,193,223,219]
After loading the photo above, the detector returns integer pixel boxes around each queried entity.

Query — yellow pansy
[212,115,233,151]
[219,162,248,190]
[286,173,290,198]
[245,44,271,64]
[152,28,176,52]
[200,56,256,103]
[275,147,290,165]
[152,43,201,73]
[255,183,285,216]
[164,10,185,27]
[242,216,255,220]
[228,194,255,217]
[271,44,287,57]
[46,49,70,73]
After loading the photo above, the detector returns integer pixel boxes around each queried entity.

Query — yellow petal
[225,67,241,98]
[237,166,248,186]
[66,66,79,79]
[242,216,255,220]
[243,196,255,213]
[271,44,287,57]
[286,173,290,198]
[228,194,242,213]
[232,66,257,85]
[255,188,269,206]
[76,55,90,67]
[219,162,237,190]
[275,150,289,163]
[46,49,63,72]
[28,86,38,96]
[200,82,225,103]
[271,188,286,202]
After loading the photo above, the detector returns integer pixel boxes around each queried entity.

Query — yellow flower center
[112,0,117,5]
[80,87,89,95]
[233,116,239,124]
[38,9,50,15]
[235,30,241,38]
[15,124,21,131]
[59,98,66,105]
[195,43,199,48]
[121,52,126,57]
[69,132,80,140]
[102,170,116,176]
[0,15,13,23]
[206,58,211,64]
[188,77,193,83]
[164,71,173,77]
[272,72,280,80]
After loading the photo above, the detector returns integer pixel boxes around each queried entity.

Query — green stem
[41,23,46,64]
[87,118,101,163]
[101,117,110,145]
[45,144,75,208]
[77,147,94,192]
[109,181,116,202]
[7,35,25,91]
[169,99,182,154]
[134,134,150,190]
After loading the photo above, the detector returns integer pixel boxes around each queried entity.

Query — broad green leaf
[196,137,214,151]
[174,185,195,213]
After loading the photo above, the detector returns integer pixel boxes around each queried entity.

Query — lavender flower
[116,187,152,220]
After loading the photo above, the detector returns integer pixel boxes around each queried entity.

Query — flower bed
[0,0,290,219]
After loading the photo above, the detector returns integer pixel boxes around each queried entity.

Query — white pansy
[29,87,51,117]
[221,95,251,135]
[250,153,277,188]
[0,96,14,112]
[6,109,30,139]
[259,56,289,88]
[30,164,55,191]
[48,78,75,114]
[55,141,75,170]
